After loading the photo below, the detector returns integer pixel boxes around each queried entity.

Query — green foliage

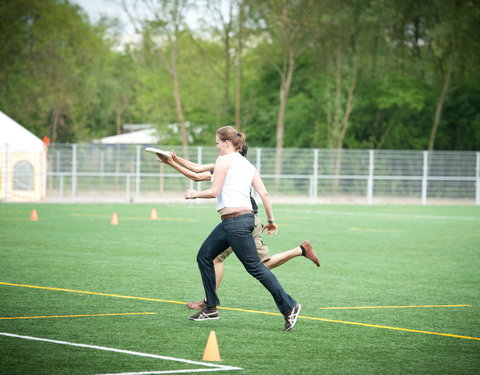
[438,83,480,150]
[0,0,479,150]
[376,75,425,112]
[0,0,116,142]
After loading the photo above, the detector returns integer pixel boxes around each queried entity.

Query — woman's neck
[220,149,237,156]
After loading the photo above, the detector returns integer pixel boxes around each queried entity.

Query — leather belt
[220,209,253,221]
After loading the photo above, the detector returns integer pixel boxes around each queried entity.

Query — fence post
[72,144,77,200]
[197,146,203,191]
[367,149,375,205]
[311,149,318,203]
[56,150,61,199]
[3,144,9,202]
[476,152,480,206]
[100,150,104,173]
[126,174,131,203]
[188,146,195,191]
[41,145,46,200]
[256,148,262,174]
[421,151,428,206]
[250,148,262,203]
[135,145,141,202]
[56,149,61,174]
[60,174,64,201]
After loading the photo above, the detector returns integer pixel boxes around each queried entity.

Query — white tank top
[216,152,256,211]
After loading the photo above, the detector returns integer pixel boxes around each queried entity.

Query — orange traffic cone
[110,213,119,225]
[30,209,38,221]
[150,208,158,220]
[202,331,221,361]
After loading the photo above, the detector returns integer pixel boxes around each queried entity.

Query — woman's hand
[156,154,173,164]
[170,150,178,161]
[262,222,278,235]
[185,189,197,199]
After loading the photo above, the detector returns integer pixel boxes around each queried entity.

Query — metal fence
[1,143,479,205]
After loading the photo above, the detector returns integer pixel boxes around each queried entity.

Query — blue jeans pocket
[224,215,254,238]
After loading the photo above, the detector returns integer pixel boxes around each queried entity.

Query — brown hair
[216,126,246,152]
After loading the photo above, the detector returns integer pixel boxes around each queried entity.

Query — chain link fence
[2,143,479,205]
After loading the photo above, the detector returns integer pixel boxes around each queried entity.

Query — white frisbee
[145,147,172,159]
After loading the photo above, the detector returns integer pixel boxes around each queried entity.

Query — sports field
[1,203,479,374]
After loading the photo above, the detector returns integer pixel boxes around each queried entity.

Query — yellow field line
[349,227,405,233]
[2,282,479,341]
[69,213,112,218]
[0,312,157,320]
[319,305,472,310]
[0,282,186,305]
[214,306,480,341]
[299,316,480,341]
[70,213,197,222]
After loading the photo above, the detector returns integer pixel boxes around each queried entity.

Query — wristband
[267,220,275,224]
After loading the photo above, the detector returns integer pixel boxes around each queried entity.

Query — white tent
[0,110,46,201]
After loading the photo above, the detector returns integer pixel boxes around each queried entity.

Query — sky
[73,0,123,16]
[72,0,178,49]
[72,0,137,34]
[72,0,210,34]
[71,0,231,50]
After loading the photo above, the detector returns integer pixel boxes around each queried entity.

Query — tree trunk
[339,64,357,142]
[170,32,189,157]
[333,57,357,193]
[50,105,61,143]
[224,26,231,112]
[274,49,295,190]
[331,39,344,192]
[115,110,122,135]
[172,66,189,157]
[429,65,452,151]
[234,0,244,129]
[134,0,190,157]
[333,38,344,145]
[377,122,394,150]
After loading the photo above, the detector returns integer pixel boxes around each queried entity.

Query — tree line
[1,0,479,152]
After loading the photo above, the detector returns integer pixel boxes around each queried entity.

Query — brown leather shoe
[301,240,320,267]
[186,300,206,310]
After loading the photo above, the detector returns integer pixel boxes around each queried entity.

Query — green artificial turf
[0,203,479,374]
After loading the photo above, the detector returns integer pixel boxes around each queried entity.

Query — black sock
[300,245,306,257]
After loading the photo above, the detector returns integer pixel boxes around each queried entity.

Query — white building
[94,122,200,144]
[95,127,160,144]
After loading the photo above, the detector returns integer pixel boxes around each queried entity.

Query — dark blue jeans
[196,213,296,315]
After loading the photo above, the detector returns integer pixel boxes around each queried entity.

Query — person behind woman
[184,126,301,331]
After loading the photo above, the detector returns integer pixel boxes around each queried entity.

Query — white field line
[97,369,239,375]
[0,332,242,374]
